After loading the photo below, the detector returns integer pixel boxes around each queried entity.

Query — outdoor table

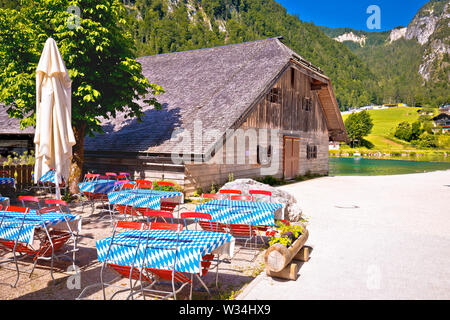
[0,209,82,245]
[107,189,183,211]
[0,177,15,186]
[195,200,283,227]
[78,179,118,195]
[96,228,234,273]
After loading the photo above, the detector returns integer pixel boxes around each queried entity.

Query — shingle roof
[0,105,35,135]
[84,38,343,154]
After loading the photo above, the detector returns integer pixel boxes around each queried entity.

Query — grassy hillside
[342,107,429,150]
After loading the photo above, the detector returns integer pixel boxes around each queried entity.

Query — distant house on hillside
[439,104,450,114]
[0,106,35,159]
[432,113,450,133]
[84,37,348,194]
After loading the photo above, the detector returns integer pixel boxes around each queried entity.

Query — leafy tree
[344,111,374,147]
[0,0,164,193]
[412,132,438,149]
[394,122,412,142]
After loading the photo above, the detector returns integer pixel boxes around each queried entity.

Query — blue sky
[276,0,430,31]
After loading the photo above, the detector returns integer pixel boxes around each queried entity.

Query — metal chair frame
[0,206,78,287]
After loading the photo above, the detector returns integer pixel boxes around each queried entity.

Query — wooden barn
[84,37,347,194]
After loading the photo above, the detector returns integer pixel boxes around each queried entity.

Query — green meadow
[338,107,449,161]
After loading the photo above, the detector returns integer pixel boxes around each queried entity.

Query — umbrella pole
[55,172,62,200]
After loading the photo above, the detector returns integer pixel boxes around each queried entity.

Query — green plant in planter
[267,220,305,248]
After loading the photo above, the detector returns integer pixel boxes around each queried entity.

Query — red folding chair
[249,190,272,202]
[180,212,227,233]
[77,220,153,300]
[146,249,219,300]
[219,189,242,199]
[200,193,227,203]
[142,210,174,224]
[105,172,118,180]
[136,180,153,189]
[150,222,183,231]
[19,196,41,209]
[230,195,253,201]
[155,181,175,191]
[0,206,74,287]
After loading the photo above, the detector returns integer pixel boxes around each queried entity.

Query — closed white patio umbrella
[34,38,76,199]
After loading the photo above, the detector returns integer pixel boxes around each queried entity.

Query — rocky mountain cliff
[320,0,449,106]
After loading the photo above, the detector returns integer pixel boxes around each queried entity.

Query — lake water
[329,157,450,176]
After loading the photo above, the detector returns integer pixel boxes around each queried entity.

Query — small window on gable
[267,88,281,104]
[302,97,312,111]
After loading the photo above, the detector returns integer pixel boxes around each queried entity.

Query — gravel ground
[239,170,450,300]
[0,197,268,300]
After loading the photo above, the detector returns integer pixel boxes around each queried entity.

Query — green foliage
[268,220,304,248]
[0,0,164,137]
[394,121,413,142]
[344,111,374,147]
[412,132,438,149]
[1,151,35,166]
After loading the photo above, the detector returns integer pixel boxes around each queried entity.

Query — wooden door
[284,137,300,180]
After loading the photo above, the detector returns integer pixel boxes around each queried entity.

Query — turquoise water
[329,157,450,176]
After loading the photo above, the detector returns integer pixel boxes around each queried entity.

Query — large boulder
[219,179,303,222]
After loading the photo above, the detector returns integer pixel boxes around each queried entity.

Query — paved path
[238,170,450,300]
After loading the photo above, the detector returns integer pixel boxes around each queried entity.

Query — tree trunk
[69,122,86,194]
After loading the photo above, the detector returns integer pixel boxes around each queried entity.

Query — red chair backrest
[119,172,131,177]
[122,183,136,190]
[45,199,68,206]
[4,206,30,213]
[38,206,63,215]
[115,221,149,230]
[150,223,183,231]
[157,181,175,187]
[201,193,226,201]
[249,190,272,197]
[19,196,39,203]
[142,210,174,219]
[136,180,152,185]
[105,172,118,180]
[85,173,99,180]
[160,202,177,213]
[219,189,242,195]
[180,212,212,220]
[117,174,128,180]
[138,183,153,190]
[230,195,253,201]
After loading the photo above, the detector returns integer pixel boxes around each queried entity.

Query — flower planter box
[264,224,309,281]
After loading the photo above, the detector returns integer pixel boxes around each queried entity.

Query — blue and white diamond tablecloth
[96,229,234,273]
[38,170,57,184]
[195,200,283,227]
[79,179,117,194]
[0,210,82,245]
[0,178,15,186]
[107,190,183,210]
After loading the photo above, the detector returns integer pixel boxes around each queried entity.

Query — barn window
[257,145,272,165]
[267,88,281,104]
[307,145,318,160]
[302,97,312,111]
